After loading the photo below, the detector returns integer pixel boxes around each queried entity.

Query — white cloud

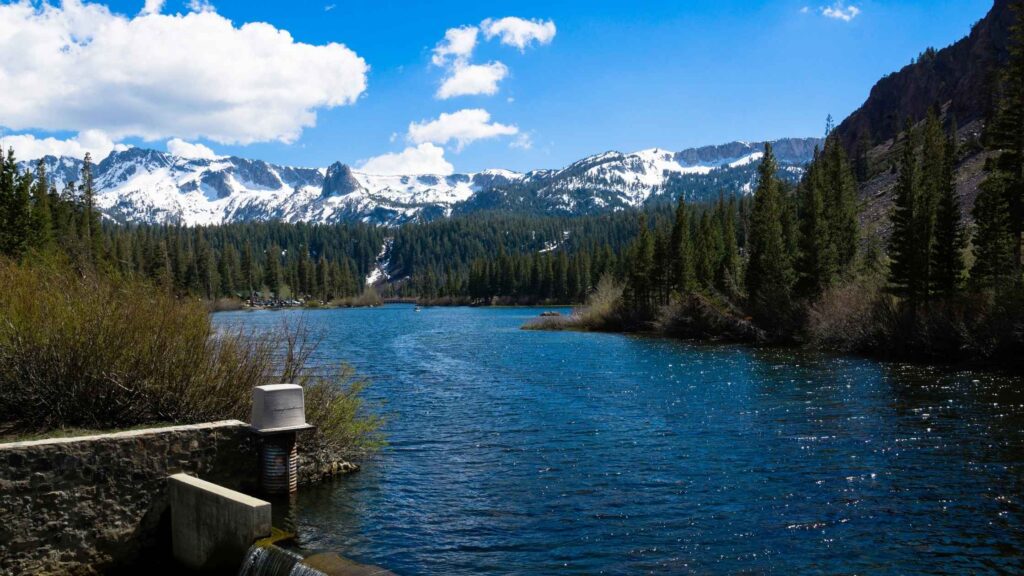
[407,109,518,152]
[800,6,810,14]
[324,4,336,11]
[821,2,860,22]
[432,25,478,67]
[140,0,164,15]
[0,1,368,145]
[166,138,220,159]
[187,0,215,13]
[430,16,555,99]
[437,61,509,99]
[510,132,532,150]
[481,17,556,51]
[358,143,454,175]
[0,130,128,161]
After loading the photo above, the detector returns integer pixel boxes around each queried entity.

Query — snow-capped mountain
[22,138,821,226]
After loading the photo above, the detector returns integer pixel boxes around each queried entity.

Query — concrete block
[251,384,308,432]
[168,473,271,572]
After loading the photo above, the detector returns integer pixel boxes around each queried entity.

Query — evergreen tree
[625,214,656,318]
[264,244,282,298]
[745,143,795,323]
[823,136,859,275]
[796,146,832,297]
[5,167,32,259]
[888,121,926,303]
[854,131,872,183]
[30,159,53,249]
[694,210,719,288]
[78,152,100,263]
[717,195,740,295]
[669,195,694,293]
[241,243,258,296]
[971,173,1017,290]
[983,0,1024,281]
[931,122,966,298]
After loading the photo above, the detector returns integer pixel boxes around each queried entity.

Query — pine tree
[669,195,694,293]
[264,244,281,298]
[241,243,259,296]
[914,110,949,300]
[745,143,795,323]
[717,196,740,296]
[30,159,53,249]
[625,214,656,318]
[796,146,832,297]
[983,0,1024,281]
[854,131,872,183]
[823,136,859,275]
[5,167,32,259]
[652,229,671,305]
[971,173,1016,290]
[694,210,719,288]
[931,122,966,299]
[888,121,926,303]
[78,152,101,264]
[148,239,174,290]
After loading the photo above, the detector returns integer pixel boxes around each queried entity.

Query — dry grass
[331,286,383,308]
[523,275,625,331]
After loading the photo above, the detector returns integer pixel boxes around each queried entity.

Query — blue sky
[0,0,993,173]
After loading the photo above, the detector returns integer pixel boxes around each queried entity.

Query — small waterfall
[237,544,328,576]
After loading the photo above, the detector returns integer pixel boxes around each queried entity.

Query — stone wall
[0,421,259,575]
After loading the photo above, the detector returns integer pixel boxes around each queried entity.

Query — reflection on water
[216,305,1024,574]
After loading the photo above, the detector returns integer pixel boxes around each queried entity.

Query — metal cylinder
[260,434,298,494]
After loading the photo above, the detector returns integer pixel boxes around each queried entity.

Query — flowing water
[215,305,1024,575]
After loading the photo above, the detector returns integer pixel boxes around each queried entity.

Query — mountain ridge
[21,137,821,227]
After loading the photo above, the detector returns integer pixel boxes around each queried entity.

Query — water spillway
[237,544,326,576]
[238,544,395,576]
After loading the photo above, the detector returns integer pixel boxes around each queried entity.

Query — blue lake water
[214,305,1024,574]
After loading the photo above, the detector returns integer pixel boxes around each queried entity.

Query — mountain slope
[835,0,1010,148]
[832,0,1010,235]
[23,138,820,226]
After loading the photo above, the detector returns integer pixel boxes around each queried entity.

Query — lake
[214,305,1024,574]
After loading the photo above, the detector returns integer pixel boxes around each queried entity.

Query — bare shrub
[655,292,766,343]
[805,278,884,352]
[0,258,382,459]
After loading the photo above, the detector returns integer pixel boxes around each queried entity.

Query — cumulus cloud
[140,0,164,15]
[0,130,128,161]
[167,138,220,159]
[358,143,454,176]
[821,2,860,22]
[432,25,478,67]
[407,109,518,152]
[437,62,509,99]
[481,17,556,51]
[0,1,368,145]
[431,16,555,99]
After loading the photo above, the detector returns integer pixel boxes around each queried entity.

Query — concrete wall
[0,421,258,575]
[168,473,270,572]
